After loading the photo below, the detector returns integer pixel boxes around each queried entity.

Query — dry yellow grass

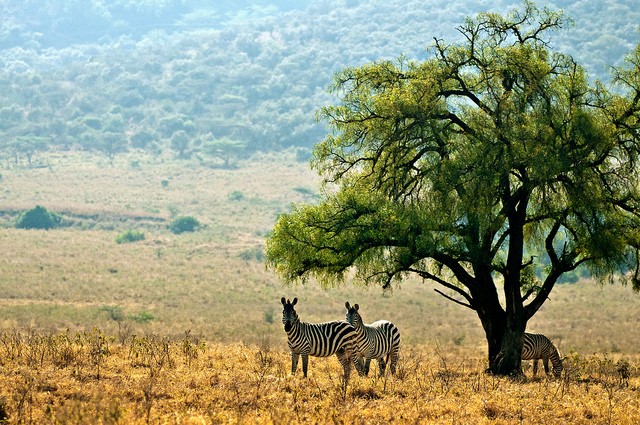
[0,329,639,424]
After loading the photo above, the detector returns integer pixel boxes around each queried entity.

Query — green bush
[240,246,264,262]
[15,205,61,230]
[228,190,244,201]
[101,305,125,321]
[169,216,200,234]
[130,310,155,323]
[115,229,145,244]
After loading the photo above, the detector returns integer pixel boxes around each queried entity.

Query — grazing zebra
[281,297,363,380]
[345,301,401,377]
[522,332,563,378]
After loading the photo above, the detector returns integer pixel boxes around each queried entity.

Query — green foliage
[240,246,264,262]
[130,311,155,323]
[170,130,191,159]
[202,137,247,168]
[15,205,61,230]
[228,191,245,201]
[101,305,125,322]
[263,310,275,324]
[115,229,145,244]
[168,216,200,234]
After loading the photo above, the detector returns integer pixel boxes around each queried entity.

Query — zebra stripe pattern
[345,301,401,377]
[281,297,363,380]
[522,332,563,378]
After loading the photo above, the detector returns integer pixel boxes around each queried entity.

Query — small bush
[169,216,200,234]
[240,246,264,262]
[15,205,61,230]
[228,191,244,201]
[115,229,145,244]
[130,311,155,323]
[263,310,274,324]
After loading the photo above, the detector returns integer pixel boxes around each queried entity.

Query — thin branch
[409,267,475,307]
[434,288,474,310]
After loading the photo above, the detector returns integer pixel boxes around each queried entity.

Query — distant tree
[169,216,200,234]
[12,135,50,165]
[202,137,247,168]
[159,115,195,139]
[104,114,126,133]
[96,131,128,165]
[266,3,640,376]
[16,205,61,230]
[0,105,24,130]
[130,130,155,149]
[81,116,103,130]
[170,130,191,159]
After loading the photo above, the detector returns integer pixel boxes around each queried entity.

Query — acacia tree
[266,2,640,376]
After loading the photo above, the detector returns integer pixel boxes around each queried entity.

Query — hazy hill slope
[1,1,638,160]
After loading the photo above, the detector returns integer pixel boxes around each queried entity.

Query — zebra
[522,332,563,378]
[344,301,401,377]
[281,297,363,381]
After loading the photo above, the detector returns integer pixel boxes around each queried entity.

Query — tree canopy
[266,2,640,375]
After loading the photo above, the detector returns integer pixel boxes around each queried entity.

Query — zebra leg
[377,357,387,377]
[291,352,299,375]
[336,350,352,382]
[543,358,550,375]
[302,354,309,377]
[363,358,372,376]
[532,359,539,377]
[389,349,399,376]
[353,351,365,376]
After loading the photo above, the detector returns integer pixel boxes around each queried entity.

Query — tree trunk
[491,326,525,376]
[476,294,526,376]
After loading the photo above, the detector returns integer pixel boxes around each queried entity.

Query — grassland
[1,151,640,424]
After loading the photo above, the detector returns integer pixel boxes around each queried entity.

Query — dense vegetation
[1,1,638,165]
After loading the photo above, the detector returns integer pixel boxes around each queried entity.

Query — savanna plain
[1,151,640,424]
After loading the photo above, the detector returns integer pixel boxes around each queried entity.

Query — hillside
[1,0,638,164]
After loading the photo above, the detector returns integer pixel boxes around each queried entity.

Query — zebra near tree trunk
[522,332,563,378]
[344,301,401,377]
[280,297,363,381]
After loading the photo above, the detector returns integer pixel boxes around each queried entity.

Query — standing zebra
[281,297,363,381]
[345,301,401,377]
[522,332,563,378]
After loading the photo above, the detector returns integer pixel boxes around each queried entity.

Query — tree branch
[409,267,475,308]
[434,288,474,310]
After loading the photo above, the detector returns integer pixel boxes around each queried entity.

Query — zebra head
[344,301,363,327]
[281,297,299,332]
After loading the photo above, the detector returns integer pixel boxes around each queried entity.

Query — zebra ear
[354,303,359,311]
[292,297,298,305]
[281,297,286,306]
[345,301,350,309]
